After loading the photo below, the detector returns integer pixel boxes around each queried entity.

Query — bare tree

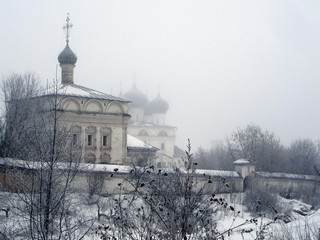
[287,138,319,175]
[227,124,285,172]
[194,140,234,170]
[0,72,41,158]
[0,75,93,239]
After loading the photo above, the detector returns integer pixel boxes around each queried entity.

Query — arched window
[86,126,97,147]
[71,125,82,145]
[101,127,112,148]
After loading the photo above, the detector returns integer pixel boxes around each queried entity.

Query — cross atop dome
[63,13,73,44]
[58,14,77,84]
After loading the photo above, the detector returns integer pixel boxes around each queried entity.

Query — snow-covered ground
[1,191,319,240]
[214,195,320,240]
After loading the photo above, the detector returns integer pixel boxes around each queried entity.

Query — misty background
[1,0,319,149]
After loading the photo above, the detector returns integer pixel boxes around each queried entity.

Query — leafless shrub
[94,140,273,240]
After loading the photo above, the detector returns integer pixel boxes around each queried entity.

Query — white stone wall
[234,164,255,178]
[70,171,243,195]
[56,96,129,164]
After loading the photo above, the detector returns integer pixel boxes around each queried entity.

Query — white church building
[40,16,159,165]
[37,16,181,167]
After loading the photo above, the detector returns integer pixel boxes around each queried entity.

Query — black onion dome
[145,94,169,115]
[58,44,77,65]
[124,86,148,108]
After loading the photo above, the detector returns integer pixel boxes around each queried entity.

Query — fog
[1,0,319,149]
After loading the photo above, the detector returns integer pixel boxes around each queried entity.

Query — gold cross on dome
[63,13,73,43]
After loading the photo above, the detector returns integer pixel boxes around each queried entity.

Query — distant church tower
[123,83,148,121]
[124,84,176,164]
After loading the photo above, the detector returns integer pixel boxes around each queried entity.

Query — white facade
[40,85,131,164]
[60,95,130,164]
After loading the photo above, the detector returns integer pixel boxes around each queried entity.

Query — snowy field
[0,191,319,240]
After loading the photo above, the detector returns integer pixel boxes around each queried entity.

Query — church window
[72,134,78,145]
[102,135,108,147]
[85,126,96,147]
[101,127,112,148]
[72,125,82,145]
[87,134,93,146]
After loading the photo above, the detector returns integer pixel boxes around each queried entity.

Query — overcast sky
[1,0,319,149]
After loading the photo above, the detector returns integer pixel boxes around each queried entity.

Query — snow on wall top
[233,159,255,165]
[195,169,241,178]
[0,158,131,174]
[0,158,239,179]
[255,171,320,181]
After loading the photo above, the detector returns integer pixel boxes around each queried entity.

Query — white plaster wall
[70,171,243,196]
[57,96,129,164]
[234,165,255,178]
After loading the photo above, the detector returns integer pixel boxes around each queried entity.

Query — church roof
[42,84,130,102]
[127,135,158,151]
[124,86,148,108]
[233,159,255,165]
[145,94,169,115]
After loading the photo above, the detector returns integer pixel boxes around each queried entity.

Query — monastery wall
[0,158,319,198]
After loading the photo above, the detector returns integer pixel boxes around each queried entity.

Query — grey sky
[1,0,319,149]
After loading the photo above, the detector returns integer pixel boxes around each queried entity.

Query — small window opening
[102,135,108,147]
[88,134,93,146]
[72,134,77,145]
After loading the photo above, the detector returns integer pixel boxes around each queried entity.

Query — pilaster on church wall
[122,125,128,163]
[96,126,101,161]
[81,125,86,159]
[109,126,123,164]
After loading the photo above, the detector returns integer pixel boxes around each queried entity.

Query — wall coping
[233,159,255,166]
